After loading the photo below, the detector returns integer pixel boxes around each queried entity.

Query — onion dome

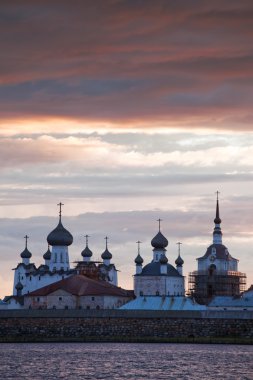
[160,254,168,264]
[47,220,73,246]
[20,247,32,259]
[151,232,168,249]
[81,235,93,257]
[135,253,144,265]
[101,236,112,260]
[101,248,112,260]
[20,235,32,258]
[82,246,93,258]
[43,246,51,260]
[15,281,23,291]
[175,255,184,266]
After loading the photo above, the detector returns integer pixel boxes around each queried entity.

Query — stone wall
[0,309,252,342]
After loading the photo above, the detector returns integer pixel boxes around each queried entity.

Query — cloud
[0,1,253,128]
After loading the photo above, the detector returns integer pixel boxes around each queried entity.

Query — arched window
[96,305,100,310]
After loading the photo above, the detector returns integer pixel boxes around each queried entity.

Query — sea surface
[0,343,252,380]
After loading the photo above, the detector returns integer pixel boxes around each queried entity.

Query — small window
[37,297,40,302]
[156,291,159,296]
[39,276,41,281]
[78,306,82,310]
[140,291,143,296]
[59,297,62,301]
[62,276,64,280]
[91,296,95,301]
[52,305,56,309]
[86,305,90,310]
[64,305,68,310]
[30,276,32,281]
[21,276,24,280]
[96,305,100,310]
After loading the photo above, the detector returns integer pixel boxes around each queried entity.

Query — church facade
[134,222,185,297]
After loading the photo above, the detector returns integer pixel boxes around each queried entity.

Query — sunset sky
[1,0,253,297]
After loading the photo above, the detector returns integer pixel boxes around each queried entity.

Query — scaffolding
[188,270,247,304]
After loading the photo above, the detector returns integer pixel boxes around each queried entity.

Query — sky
[1,0,253,297]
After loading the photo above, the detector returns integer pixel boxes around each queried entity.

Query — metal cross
[57,202,64,218]
[105,236,109,249]
[136,240,142,255]
[157,218,162,232]
[177,242,182,255]
[215,191,220,201]
[85,234,90,247]
[24,235,29,248]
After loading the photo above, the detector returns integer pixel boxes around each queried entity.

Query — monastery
[0,196,253,311]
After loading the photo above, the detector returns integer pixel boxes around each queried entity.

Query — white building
[12,205,118,298]
[134,222,185,297]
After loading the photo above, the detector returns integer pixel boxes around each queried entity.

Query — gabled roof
[26,274,133,298]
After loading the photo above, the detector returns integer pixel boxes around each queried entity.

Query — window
[96,305,100,310]
[156,291,159,296]
[30,276,32,281]
[64,305,68,310]
[59,297,62,301]
[37,297,40,302]
[86,305,90,310]
[60,253,63,263]
[52,306,56,309]
[54,253,57,263]
[140,291,143,296]
[91,296,95,301]
[21,276,24,280]
[39,276,41,281]
[78,306,82,310]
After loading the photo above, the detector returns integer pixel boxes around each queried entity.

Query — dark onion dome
[101,247,112,260]
[175,255,184,266]
[160,254,168,264]
[139,262,181,277]
[43,247,51,260]
[151,231,168,249]
[198,243,236,261]
[20,247,32,259]
[81,246,93,258]
[135,253,144,265]
[47,220,73,246]
[15,281,23,290]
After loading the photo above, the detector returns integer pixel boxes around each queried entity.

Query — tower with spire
[188,192,246,304]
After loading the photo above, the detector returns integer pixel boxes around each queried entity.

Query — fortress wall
[0,310,252,342]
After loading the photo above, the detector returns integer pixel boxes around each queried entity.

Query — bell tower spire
[213,191,222,244]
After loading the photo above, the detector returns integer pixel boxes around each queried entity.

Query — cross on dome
[85,234,90,247]
[105,236,109,249]
[136,240,142,255]
[57,202,64,220]
[24,235,29,248]
[157,218,162,232]
[177,242,182,255]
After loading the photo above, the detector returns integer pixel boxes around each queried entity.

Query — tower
[47,202,73,271]
[81,235,93,263]
[135,241,143,275]
[188,193,246,304]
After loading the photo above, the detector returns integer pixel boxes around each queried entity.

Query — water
[0,343,252,380]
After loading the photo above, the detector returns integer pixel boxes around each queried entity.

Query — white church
[12,203,118,297]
